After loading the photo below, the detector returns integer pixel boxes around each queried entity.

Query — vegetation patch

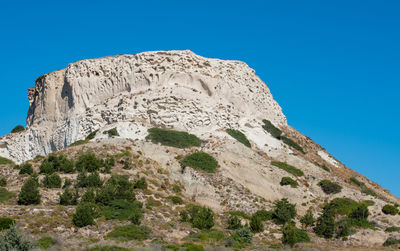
[0,156,14,166]
[146,128,201,148]
[102,200,143,223]
[0,188,16,203]
[0,225,35,250]
[38,236,56,250]
[0,177,6,187]
[104,128,119,137]
[252,210,273,221]
[168,196,183,204]
[262,119,282,138]
[386,227,400,232]
[107,225,151,241]
[11,125,25,133]
[0,217,15,230]
[180,204,214,230]
[18,178,41,205]
[72,202,100,227]
[226,129,251,147]
[280,177,298,188]
[40,155,74,174]
[317,180,342,194]
[42,173,62,188]
[231,227,253,244]
[383,237,400,246]
[382,204,399,215]
[281,223,310,247]
[272,198,297,224]
[18,163,34,175]
[87,246,132,251]
[181,152,218,173]
[186,229,225,243]
[279,136,305,154]
[76,152,103,172]
[227,211,250,220]
[271,161,304,176]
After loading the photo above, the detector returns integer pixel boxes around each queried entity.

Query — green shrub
[59,188,78,205]
[385,227,400,232]
[281,223,310,247]
[18,177,41,205]
[18,163,33,175]
[95,175,135,205]
[133,177,147,189]
[87,172,103,187]
[72,202,99,227]
[0,156,14,165]
[349,203,369,220]
[104,157,115,173]
[272,198,296,224]
[81,188,96,203]
[0,218,15,230]
[146,128,201,148]
[11,125,25,133]
[300,210,314,228]
[280,177,298,188]
[87,246,132,251]
[0,188,16,202]
[38,236,56,250]
[0,224,35,250]
[361,187,377,197]
[181,243,205,251]
[279,136,305,154]
[382,204,399,215]
[226,129,251,147]
[103,128,119,137]
[76,152,102,172]
[249,215,264,233]
[181,205,214,230]
[168,196,183,205]
[319,165,330,172]
[69,139,88,147]
[314,209,335,238]
[181,152,218,173]
[262,120,282,139]
[186,229,225,242]
[107,225,151,241]
[232,227,253,244]
[39,155,74,174]
[318,180,342,194]
[63,178,72,188]
[172,185,181,193]
[227,215,242,229]
[383,237,400,246]
[325,197,359,216]
[86,130,99,140]
[42,173,62,188]
[102,200,143,224]
[0,177,7,187]
[227,211,250,220]
[252,210,273,221]
[350,177,363,187]
[271,161,304,176]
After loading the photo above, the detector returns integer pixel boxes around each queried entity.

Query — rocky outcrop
[0,50,286,163]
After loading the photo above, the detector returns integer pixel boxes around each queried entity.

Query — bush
[18,177,41,205]
[385,227,400,232]
[87,246,131,251]
[173,185,181,193]
[0,177,7,187]
[0,188,16,202]
[361,187,377,197]
[319,165,330,172]
[182,205,214,230]
[271,161,304,176]
[95,175,135,205]
[107,225,151,241]
[349,203,369,220]
[281,223,310,247]
[280,177,298,188]
[18,163,33,175]
[63,178,72,188]
[279,136,305,154]
[11,125,25,133]
[87,172,103,187]
[86,130,99,140]
[76,152,102,172]
[42,173,62,188]
[181,152,218,173]
[272,198,296,224]
[0,218,15,230]
[0,157,14,165]
[227,211,250,220]
[252,210,273,221]
[181,243,205,251]
[300,210,314,228]
[227,215,242,229]
[0,224,35,250]
[226,129,251,147]
[146,128,201,148]
[325,197,359,216]
[335,218,354,238]
[262,119,282,138]
[72,202,99,227]
[102,200,143,224]
[383,237,400,246]
[250,215,264,233]
[350,177,363,187]
[133,177,147,189]
[38,236,56,250]
[314,209,335,238]
[81,188,96,203]
[59,188,78,205]
[232,227,253,244]
[168,196,183,205]
[382,204,399,215]
[103,128,119,137]
[318,180,342,194]
[39,155,74,174]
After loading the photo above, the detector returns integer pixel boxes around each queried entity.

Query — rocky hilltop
[0,51,399,250]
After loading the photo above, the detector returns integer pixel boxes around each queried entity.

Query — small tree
[273,198,296,224]
[281,223,310,247]
[76,152,102,172]
[382,204,399,215]
[318,180,342,194]
[86,171,103,187]
[11,125,25,133]
[18,163,33,175]
[59,188,78,205]
[0,177,6,187]
[232,227,253,244]
[42,173,62,188]
[18,177,41,205]
[81,188,96,203]
[300,210,314,228]
[314,208,335,238]
[134,177,147,189]
[250,216,264,233]
[72,203,98,227]
[227,215,242,230]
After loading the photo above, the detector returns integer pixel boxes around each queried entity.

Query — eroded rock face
[0,50,286,163]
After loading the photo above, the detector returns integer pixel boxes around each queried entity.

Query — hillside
[0,50,399,250]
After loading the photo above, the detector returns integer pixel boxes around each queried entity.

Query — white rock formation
[0,50,286,163]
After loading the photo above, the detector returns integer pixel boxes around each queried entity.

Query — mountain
[0,50,399,250]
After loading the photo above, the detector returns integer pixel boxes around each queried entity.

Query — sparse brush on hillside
[181,152,218,173]
[226,129,251,147]
[146,128,201,148]
[271,161,304,176]
[280,177,298,188]
[262,119,282,138]
[318,180,342,194]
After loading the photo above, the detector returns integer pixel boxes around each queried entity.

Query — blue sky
[0,0,399,196]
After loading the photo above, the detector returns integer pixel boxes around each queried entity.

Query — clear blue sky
[0,1,399,196]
